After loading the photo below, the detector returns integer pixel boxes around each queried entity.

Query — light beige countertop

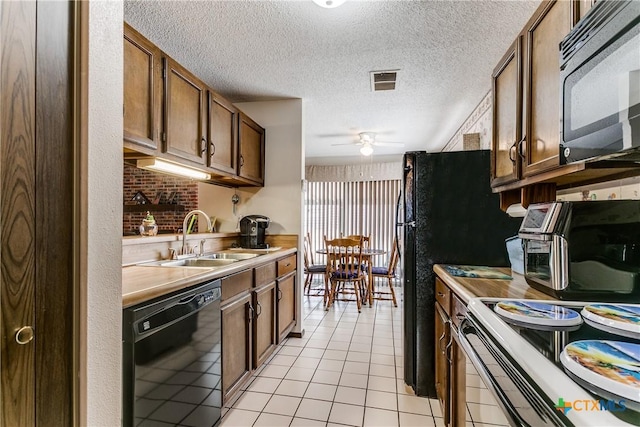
[433,264,554,304]
[122,247,296,308]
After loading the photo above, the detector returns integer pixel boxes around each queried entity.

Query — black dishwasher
[123,279,222,427]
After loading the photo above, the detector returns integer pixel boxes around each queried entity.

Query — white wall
[83,1,123,424]
[441,91,492,152]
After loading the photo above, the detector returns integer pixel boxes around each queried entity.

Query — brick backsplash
[123,163,198,235]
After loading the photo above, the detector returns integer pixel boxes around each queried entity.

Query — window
[304,179,401,267]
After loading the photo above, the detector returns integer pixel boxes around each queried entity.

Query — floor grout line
[222,279,507,427]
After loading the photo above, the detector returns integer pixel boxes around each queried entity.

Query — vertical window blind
[304,179,402,267]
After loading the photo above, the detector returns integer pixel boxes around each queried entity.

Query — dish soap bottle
[139,211,158,236]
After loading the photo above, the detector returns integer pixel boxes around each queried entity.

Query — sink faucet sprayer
[182,210,213,256]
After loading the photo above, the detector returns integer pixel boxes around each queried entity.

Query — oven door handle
[458,318,531,427]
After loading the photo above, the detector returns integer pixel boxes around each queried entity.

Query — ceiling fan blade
[373,141,404,147]
[318,133,355,138]
[330,142,362,146]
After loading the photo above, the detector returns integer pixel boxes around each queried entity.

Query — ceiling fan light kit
[360,143,374,156]
[312,0,346,8]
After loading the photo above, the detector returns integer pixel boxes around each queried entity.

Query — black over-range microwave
[560,0,640,164]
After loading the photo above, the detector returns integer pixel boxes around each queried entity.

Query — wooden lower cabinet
[253,282,277,367]
[435,282,467,427]
[435,302,451,425]
[277,272,296,343]
[221,252,297,404]
[221,293,252,403]
[450,332,466,427]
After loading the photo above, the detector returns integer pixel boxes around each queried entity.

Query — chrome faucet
[182,210,212,256]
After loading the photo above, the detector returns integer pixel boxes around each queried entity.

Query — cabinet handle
[445,333,453,363]
[438,329,447,353]
[200,137,207,155]
[508,141,517,163]
[209,141,216,157]
[256,301,262,317]
[239,155,244,167]
[248,304,255,321]
[277,289,282,301]
[517,135,526,159]
[436,291,445,298]
[15,326,34,345]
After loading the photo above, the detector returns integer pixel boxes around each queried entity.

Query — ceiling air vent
[370,70,398,92]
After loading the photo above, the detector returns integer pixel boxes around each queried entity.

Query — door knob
[15,326,34,345]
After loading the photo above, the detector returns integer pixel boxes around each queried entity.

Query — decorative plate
[494,301,583,327]
[582,304,640,339]
[561,340,640,405]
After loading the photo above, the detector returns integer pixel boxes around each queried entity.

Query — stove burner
[561,340,640,411]
[582,304,640,340]
[494,300,583,328]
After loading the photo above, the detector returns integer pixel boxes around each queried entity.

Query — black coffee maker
[239,215,270,249]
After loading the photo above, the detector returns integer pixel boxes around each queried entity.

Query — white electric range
[460,298,640,426]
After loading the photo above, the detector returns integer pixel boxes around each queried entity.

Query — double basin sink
[143,252,259,268]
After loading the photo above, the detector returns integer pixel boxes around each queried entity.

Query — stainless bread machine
[518,201,640,300]
[239,215,270,249]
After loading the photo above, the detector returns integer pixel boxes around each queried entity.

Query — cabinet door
[221,293,252,403]
[238,112,265,185]
[277,273,296,343]
[450,331,466,427]
[522,0,575,177]
[208,92,238,175]
[163,57,207,165]
[491,37,523,188]
[435,302,450,426]
[253,282,277,367]
[123,24,162,152]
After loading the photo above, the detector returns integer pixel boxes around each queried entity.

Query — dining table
[316,247,387,306]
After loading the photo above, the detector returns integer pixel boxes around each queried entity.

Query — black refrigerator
[400,150,522,397]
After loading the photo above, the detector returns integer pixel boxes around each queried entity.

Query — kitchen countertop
[433,264,554,303]
[122,247,296,308]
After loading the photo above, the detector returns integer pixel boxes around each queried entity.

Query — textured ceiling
[124,0,540,163]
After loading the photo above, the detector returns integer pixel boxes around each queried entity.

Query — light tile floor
[221,282,508,427]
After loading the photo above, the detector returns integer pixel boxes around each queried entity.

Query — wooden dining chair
[344,234,371,300]
[303,233,328,302]
[324,235,366,312]
[370,237,399,307]
[345,234,370,250]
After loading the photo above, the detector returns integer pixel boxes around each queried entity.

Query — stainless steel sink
[158,258,239,268]
[139,251,259,268]
[201,252,259,260]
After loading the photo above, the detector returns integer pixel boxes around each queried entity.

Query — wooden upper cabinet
[522,0,575,177]
[208,92,238,175]
[238,112,265,186]
[163,57,207,165]
[491,37,522,187]
[122,25,267,187]
[123,23,162,152]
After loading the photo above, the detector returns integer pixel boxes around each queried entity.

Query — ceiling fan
[330,132,404,156]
